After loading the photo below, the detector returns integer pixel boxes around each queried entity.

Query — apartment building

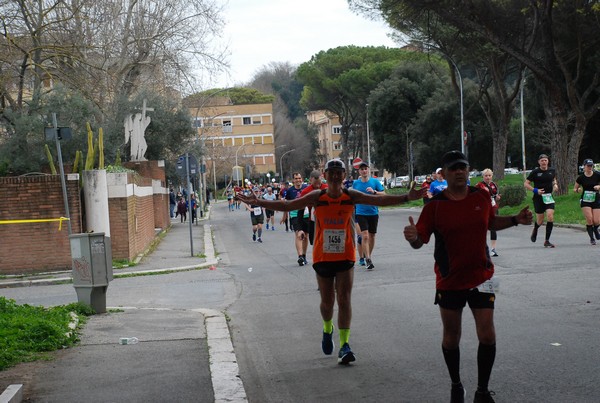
[306,110,342,169]
[189,102,276,185]
[306,109,386,179]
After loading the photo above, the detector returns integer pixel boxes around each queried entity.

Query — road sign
[232,165,243,181]
[176,154,199,178]
[45,127,73,141]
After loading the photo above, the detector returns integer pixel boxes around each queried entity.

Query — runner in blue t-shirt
[428,168,448,199]
[352,159,385,270]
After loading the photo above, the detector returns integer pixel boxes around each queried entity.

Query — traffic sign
[176,154,199,178]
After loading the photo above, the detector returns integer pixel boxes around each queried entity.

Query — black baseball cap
[441,150,469,169]
[538,154,549,160]
[583,159,594,166]
[325,158,346,171]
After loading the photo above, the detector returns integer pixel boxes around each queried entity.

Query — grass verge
[0,297,94,371]
[386,175,587,225]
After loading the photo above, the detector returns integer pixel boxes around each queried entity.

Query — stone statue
[124,99,153,161]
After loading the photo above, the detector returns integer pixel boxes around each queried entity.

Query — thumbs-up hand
[404,216,419,242]
[517,205,533,225]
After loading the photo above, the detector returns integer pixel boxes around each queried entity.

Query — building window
[192,118,202,128]
[333,142,342,151]
[222,120,232,133]
[253,117,262,124]
[243,117,251,125]
[332,126,342,134]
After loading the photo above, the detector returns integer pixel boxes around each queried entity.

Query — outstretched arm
[350,182,426,206]
[236,190,319,212]
[489,206,533,231]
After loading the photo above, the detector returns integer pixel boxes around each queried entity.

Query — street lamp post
[273,144,287,170]
[448,57,465,155]
[212,153,217,202]
[520,76,527,179]
[234,143,247,187]
[280,149,295,182]
[201,110,232,202]
[193,89,230,210]
[366,103,371,168]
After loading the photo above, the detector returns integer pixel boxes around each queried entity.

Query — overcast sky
[213,0,399,87]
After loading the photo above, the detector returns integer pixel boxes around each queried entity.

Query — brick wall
[107,172,161,261]
[108,195,130,260]
[0,175,82,274]
[0,161,169,274]
[124,160,166,184]
[124,160,169,231]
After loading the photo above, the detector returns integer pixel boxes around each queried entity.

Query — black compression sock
[477,343,496,392]
[587,225,595,241]
[442,346,461,384]
[545,222,553,240]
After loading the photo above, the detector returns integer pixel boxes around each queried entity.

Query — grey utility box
[69,233,113,313]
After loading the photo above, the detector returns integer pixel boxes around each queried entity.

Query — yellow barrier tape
[0,217,70,231]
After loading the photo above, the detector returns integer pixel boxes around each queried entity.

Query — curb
[0,384,22,403]
[0,209,216,289]
[196,309,248,403]
[0,260,219,289]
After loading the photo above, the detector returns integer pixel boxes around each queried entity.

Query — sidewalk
[0,203,248,403]
[0,211,213,288]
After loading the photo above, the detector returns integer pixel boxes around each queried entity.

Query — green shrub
[499,184,526,207]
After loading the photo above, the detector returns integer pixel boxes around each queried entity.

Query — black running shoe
[298,256,305,266]
[321,327,334,355]
[337,343,355,365]
[365,258,374,270]
[450,383,466,403]
[473,390,496,403]
[530,227,538,242]
[591,239,596,246]
[544,241,555,248]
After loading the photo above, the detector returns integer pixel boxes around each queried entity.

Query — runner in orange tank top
[236,158,425,365]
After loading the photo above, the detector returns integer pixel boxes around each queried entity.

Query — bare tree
[0,0,228,127]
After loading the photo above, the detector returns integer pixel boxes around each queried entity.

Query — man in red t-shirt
[404,150,532,403]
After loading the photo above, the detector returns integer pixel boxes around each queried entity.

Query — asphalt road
[3,202,599,402]
[215,204,600,403]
